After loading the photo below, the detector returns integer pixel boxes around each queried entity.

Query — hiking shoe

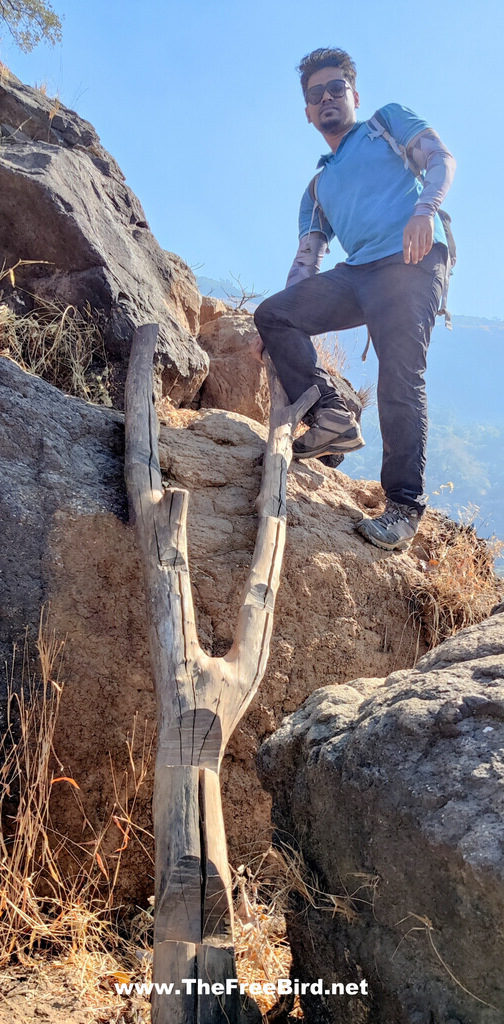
[356,500,420,552]
[318,452,345,469]
[293,407,365,460]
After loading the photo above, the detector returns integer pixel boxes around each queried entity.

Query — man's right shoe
[293,407,365,460]
[356,500,420,551]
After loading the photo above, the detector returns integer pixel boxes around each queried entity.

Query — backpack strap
[308,171,320,204]
[367,110,422,178]
[437,209,456,268]
[306,169,325,235]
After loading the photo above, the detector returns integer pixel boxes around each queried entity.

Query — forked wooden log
[124,324,319,1024]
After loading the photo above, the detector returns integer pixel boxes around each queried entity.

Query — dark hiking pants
[254,244,448,515]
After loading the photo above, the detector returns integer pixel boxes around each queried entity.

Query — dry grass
[234,863,298,1019]
[314,334,347,379]
[233,839,358,1019]
[0,613,154,1019]
[314,334,374,411]
[0,297,111,405]
[412,508,503,647]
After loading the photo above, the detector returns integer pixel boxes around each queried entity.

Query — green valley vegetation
[0,0,61,52]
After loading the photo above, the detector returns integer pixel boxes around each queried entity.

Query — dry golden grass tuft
[0,617,66,965]
[314,334,347,380]
[0,613,154,1020]
[314,334,374,411]
[412,508,503,648]
[233,840,358,1019]
[0,294,111,405]
[234,850,299,1020]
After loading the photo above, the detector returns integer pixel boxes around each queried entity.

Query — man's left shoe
[356,500,420,552]
[293,407,365,459]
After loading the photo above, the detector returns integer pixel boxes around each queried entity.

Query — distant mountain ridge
[451,315,504,329]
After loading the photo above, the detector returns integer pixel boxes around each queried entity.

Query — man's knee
[253,298,269,333]
[254,292,287,335]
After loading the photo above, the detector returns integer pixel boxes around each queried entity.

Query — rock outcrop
[258,612,504,1024]
[197,306,270,423]
[0,354,474,898]
[199,295,229,327]
[0,71,208,406]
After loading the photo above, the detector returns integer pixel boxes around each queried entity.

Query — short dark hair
[297,48,357,97]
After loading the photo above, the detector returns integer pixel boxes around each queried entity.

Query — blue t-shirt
[298,103,447,265]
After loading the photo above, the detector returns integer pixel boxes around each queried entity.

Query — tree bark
[124,323,319,1023]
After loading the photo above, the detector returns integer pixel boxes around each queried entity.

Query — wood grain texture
[124,324,319,1022]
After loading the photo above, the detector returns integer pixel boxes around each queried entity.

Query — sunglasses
[305,79,351,105]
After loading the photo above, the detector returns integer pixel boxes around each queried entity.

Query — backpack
[308,109,456,329]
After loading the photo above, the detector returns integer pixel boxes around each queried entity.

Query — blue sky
[1,0,503,317]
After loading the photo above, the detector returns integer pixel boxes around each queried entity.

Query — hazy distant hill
[197,279,503,567]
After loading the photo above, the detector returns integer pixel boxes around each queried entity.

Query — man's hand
[403,214,434,265]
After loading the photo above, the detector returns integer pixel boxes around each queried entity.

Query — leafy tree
[0,0,62,52]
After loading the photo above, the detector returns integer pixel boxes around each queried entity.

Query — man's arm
[286,182,334,285]
[402,128,456,264]
[250,194,331,361]
[250,230,329,363]
[285,231,329,288]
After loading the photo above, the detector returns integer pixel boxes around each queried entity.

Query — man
[254,47,455,552]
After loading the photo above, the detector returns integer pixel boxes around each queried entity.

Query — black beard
[320,114,341,133]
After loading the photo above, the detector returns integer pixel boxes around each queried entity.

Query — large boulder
[197,307,270,423]
[1,354,500,902]
[258,613,504,1024]
[0,71,208,407]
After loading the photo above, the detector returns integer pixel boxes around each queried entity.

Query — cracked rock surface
[0,72,208,407]
[258,613,504,1024]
